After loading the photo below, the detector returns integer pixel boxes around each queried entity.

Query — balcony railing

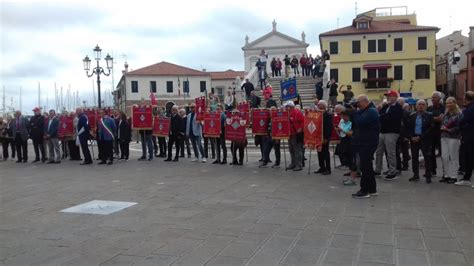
[362,77,394,89]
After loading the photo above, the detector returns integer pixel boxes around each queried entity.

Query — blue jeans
[141,133,153,159]
[190,134,204,159]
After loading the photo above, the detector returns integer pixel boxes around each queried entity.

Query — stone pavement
[0,145,472,266]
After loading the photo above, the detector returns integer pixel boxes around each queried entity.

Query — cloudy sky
[1,0,472,114]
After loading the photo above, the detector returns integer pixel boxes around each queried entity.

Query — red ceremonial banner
[58,115,75,138]
[251,109,270,135]
[330,114,342,141]
[131,105,153,130]
[238,102,250,126]
[304,110,324,149]
[203,112,221,137]
[225,112,246,141]
[195,96,206,121]
[271,110,290,139]
[152,117,170,137]
[84,108,97,133]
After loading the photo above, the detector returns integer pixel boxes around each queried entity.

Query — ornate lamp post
[83,45,113,108]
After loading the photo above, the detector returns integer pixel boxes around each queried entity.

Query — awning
[363,63,392,69]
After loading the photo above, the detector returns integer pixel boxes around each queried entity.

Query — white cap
[284,101,295,107]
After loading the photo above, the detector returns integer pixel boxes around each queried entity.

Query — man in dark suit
[165,106,184,162]
[12,111,29,163]
[76,108,92,165]
[30,107,46,162]
[314,100,334,175]
[45,109,61,163]
[408,100,434,183]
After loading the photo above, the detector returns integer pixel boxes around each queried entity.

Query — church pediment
[242,21,309,51]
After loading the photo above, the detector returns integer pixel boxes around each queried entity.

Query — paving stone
[135,255,178,266]
[205,256,247,266]
[362,230,394,246]
[153,238,203,256]
[396,249,430,266]
[320,248,357,265]
[395,235,426,250]
[234,232,269,244]
[246,236,294,265]
[218,242,260,259]
[430,250,469,266]
[100,254,145,265]
[279,245,323,266]
[172,242,226,266]
[422,228,453,238]
[329,234,361,249]
[424,236,461,252]
[358,244,394,264]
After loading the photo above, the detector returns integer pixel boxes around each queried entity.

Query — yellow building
[319,7,439,101]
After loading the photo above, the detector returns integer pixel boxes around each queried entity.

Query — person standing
[30,107,46,163]
[286,101,304,171]
[300,54,307,77]
[291,56,299,76]
[186,104,205,162]
[165,106,184,162]
[339,85,355,104]
[313,100,333,175]
[270,57,277,77]
[284,55,291,77]
[68,112,82,161]
[156,108,167,158]
[250,91,261,109]
[439,97,462,184]
[0,117,6,160]
[118,112,131,161]
[351,95,380,198]
[408,100,434,183]
[215,105,227,164]
[375,90,403,180]
[315,78,324,101]
[45,109,61,164]
[138,129,153,161]
[241,79,255,101]
[396,99,412,171]
[179,108,192,158]
[97,110,116,165]
[427,91,445,176]
[4,117,16,161]
[276,58,282,77]
[12,111,29,163]
[76,108,92,165]
[327,79,339,107]
[224,90,235,111]
[455,91,474,187]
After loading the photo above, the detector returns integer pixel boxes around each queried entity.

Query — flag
[304,110,323,150]
[330,113,342,141]
[58,115,74,138]
[131,105,153,130]
[150,92,157,106]
[203,112,221,137]
[271,110,290,139]
[251,109,270,135]
[237,101,250,127]
[195,96,206,121]
[280,77,297,101]
[225,112,246,141]
[153,117,170,137]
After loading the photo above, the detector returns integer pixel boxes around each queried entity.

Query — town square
[1,1,473,265]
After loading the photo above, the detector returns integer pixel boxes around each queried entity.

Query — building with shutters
[319,6,439,101]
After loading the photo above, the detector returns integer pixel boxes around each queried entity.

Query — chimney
[470,26,474,51]
[202,68,206,72]
[124,62,129,73]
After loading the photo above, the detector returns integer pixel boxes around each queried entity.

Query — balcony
[362,77,394,89]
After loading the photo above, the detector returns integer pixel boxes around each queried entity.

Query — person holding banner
[97,110,117,165]
[165,106,184,162]
[351,95,380,198]
[68,112,82,161]
[118,112,131,161]
[156,108,167,158]
[186,104,205,163]
[286,101,304,171]
[45,109,61,164]
[76,108,92,165]
[314,100,333,175]
[259,110,273,168]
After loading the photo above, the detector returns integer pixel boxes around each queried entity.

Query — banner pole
[90,139,95,160]
[283,139,287,171]
[246,145,248,162]
[308,149,312,175]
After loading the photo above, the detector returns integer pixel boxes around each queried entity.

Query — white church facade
[242,20,309,73]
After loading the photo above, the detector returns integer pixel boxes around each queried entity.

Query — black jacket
[250,95,261,108]
[266,98,277,109]
[408,112,434,143]
[327,82,338,97]
[323,112,333,141]
[379,103,403,134]
[241,82,254,96]
[118,119,132,142]
[352,103,380,147]
[399,110,411,138]
[170,114,184,138]
[29,114,44,140]
[460,102,474,142]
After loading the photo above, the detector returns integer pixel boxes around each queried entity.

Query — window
[394,66,403,80]
[183,80,189,94]
[418,37,427,50]
[377,68,388,88]
[471,57,474,66]
[352,68,361,82]
[131,81,138,93]
[200,81,206,92]
[377,39,386,52]
[394,38,403,51]
[329,42,338,54]
[358,22,368,29]
[368,40,376,53]
[352,40,361,54]
[330,69,339,82]
[416,65,430,79]
[150,81,157,93]
[166,81,173,93]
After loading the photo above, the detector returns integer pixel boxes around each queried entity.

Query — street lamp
[83,45,113,108]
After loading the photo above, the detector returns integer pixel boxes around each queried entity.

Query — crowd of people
[1,88,473,199]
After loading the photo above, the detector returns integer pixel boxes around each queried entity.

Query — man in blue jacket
[456,91,474,187]
[97,109,117,165]
[351,95,380,198]
[186,104,205,162]
[45,109,61,164]
[76,108,92,165]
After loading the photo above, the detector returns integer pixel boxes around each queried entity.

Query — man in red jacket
[286,101,304,171]
[300,55,307,77]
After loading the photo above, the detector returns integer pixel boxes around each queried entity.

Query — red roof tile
[320,20,439,37]
[208,70,246,80]
[126,61,209,76]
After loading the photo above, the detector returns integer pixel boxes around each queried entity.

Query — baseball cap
[384,90,398,98]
